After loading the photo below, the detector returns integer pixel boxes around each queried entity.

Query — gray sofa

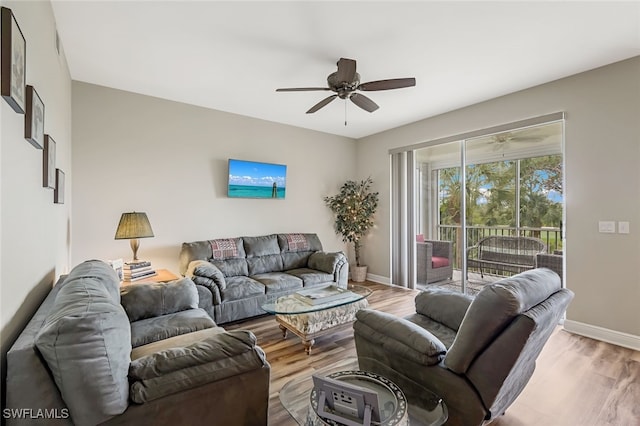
[179,233,349,324]
[353,268,573,426]
[5,260,270,426]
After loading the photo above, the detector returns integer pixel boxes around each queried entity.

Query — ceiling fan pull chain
[344,100,348,126]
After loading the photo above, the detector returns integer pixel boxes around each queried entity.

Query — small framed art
[54,169,65,204]
[25,85,45,149]
[1,7,26,113]
[43,135,56,189]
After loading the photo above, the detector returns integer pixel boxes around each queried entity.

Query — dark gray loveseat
[5,260,270,425]
[179,233,349,324]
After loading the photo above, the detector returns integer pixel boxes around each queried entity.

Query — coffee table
[280,358,448,425]
[261,284,372,354]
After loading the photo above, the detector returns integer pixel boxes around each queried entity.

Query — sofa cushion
[129,329,266,403]
[251,272,303,294]
[282,251,313,270]
[187,260,226,290]
[210,258,248,277]
[243,234,280,257]
[220,277,266,303]
[35,260,131,426]
[221,276,266,302]
[120,278,199,322]
[130,308,216,348]
[415,289,473,332]
[431,256,450,268]
[247,254,284,275]
[286,268,334,287]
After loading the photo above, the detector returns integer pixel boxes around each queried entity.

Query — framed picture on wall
[25,85,45,149]
[54,169,65,204]
[43,135,56,189]
[1,7,26,113]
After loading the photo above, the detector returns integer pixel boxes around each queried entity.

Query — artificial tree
[324,177,379,269]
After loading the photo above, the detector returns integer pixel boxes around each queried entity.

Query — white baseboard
[364,273,391,285]
[564,320,640,351]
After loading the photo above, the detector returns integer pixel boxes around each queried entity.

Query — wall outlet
[598,221,616,233]
[618,221,630,234]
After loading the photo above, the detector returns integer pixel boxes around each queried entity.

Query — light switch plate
[598,221,616,233]
[618,221,630,234]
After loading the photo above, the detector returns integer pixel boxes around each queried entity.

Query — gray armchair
[417,240,453,284]
[353,268,573,425]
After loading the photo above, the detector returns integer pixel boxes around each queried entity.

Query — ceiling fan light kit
[276,58,416,116]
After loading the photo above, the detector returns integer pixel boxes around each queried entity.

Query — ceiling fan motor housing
[328,71,361,98]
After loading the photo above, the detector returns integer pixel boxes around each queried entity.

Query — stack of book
[123,261,157,282]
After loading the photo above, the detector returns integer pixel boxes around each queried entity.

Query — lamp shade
[114,212,154,240]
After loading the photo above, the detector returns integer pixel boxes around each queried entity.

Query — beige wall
[357,57,640,338]
[71,82,356,272]
[0,0,72,403]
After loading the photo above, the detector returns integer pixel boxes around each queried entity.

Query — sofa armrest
[129,328,268,403]
[186,260,226,290]
[120,278,199,322]
[308,251,349,287]
[354,309,446,366]
[415,289,473,331]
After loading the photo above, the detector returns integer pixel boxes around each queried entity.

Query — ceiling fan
[276,58,416,114]
[485,130,547,151]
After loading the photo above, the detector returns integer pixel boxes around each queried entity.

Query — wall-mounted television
[227,159,287,199]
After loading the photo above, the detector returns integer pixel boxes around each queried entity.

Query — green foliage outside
[324,177,379,267]
[439,155,562,229]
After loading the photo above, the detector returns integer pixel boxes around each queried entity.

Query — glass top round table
[261,284,372,315]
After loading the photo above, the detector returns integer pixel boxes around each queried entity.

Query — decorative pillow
[209,238,240,260]
[120,278,199,322]
[416,234,425,243]
[286,233,310,252]
[35,260,131,426]
[431,256,450,268]
[187,260,226,290]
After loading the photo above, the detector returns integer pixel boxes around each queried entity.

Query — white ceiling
[50,1,640,139]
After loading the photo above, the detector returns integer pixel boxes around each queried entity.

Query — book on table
[293,285,354,306]
[123,266,154,277]
[124,261,152,270]
[124,270,157,282]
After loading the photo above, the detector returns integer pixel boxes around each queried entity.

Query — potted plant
[324,177,379,282]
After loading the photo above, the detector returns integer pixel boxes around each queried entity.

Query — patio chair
[353,268,573,425]
[416,235,453,284]
[536,252,563,283]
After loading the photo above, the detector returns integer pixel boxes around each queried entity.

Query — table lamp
[114,212,154,261]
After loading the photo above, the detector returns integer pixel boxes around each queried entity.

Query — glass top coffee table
[280,357,448,425]
[261,285,372,354]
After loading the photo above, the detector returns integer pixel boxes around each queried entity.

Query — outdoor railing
[437,224,562,275]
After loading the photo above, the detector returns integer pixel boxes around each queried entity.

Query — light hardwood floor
[226,282,640,426]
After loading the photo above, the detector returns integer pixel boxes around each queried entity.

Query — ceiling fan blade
[358,77,416,91]
[350,93,379,113]
[276,87,331,92]
[336,58,357,83]
[306,95,338,114]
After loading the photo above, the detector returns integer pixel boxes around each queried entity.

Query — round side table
[306,370,409,426]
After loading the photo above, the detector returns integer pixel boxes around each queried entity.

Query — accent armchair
[417,239,453,284]
[353,268,573,425]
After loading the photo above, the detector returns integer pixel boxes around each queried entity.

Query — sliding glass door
[392,117,564,293]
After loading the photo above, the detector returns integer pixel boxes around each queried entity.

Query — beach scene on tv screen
[228,159,287,198]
